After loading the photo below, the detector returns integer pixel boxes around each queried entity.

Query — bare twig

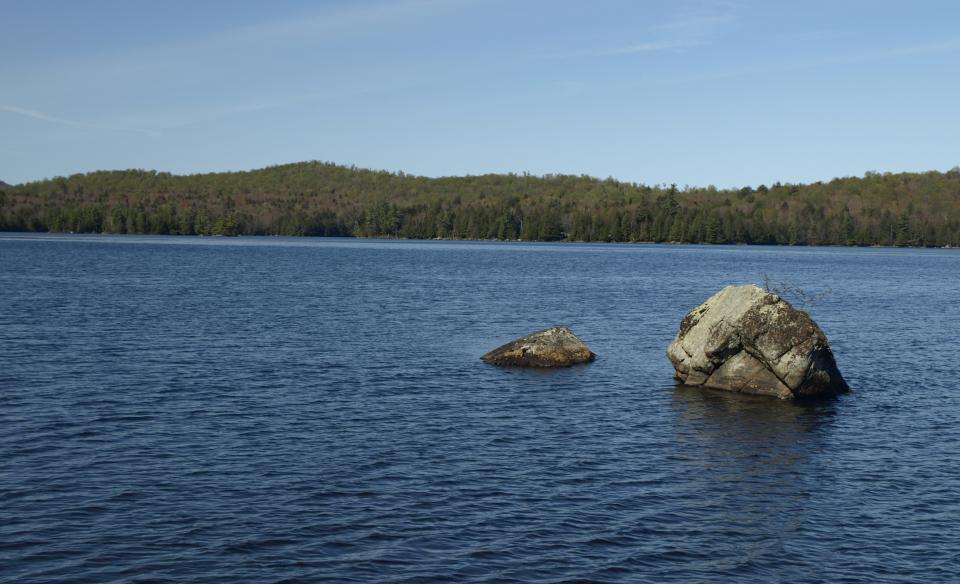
[760,274,831,307]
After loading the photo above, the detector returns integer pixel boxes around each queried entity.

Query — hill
[1,162,959,246]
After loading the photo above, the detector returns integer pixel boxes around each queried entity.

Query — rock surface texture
[667,285,848,399]
[482,327,596,367]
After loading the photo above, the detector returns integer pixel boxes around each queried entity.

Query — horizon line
[5,160,960,192]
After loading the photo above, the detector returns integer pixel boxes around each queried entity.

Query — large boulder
[482,327,596,367]
[667,285,848,399]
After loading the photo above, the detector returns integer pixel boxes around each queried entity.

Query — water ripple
[2,236,959,582]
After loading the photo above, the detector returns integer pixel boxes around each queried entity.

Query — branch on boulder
[760,274,832,308]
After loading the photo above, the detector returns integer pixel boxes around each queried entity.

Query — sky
[1,0,959,187]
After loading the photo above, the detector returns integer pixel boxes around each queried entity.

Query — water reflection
[670,383,837,478]
[671,384,836,450]
[668,385,838,569]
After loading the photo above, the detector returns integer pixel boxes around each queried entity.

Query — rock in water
[667,285,848,399]
[482,327,596,367]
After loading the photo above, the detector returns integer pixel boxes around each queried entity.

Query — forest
[2,161,959,247]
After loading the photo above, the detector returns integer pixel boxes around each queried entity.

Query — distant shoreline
[3,162,958,248]
[1,231,955,250]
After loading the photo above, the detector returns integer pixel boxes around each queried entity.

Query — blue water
[2,234,959,583]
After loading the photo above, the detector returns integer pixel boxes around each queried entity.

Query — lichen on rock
[667,285,848,399]
[482,327,596,368]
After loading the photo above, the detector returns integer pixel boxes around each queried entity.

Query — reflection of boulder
[481,327,596,367]
[671,384,836,440]
[668,385,837,550]
[667,285,848,399]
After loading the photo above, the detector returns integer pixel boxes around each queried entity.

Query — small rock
[482,327,596,367]
[667,285,848,399]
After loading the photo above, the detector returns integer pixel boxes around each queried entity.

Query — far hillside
[1,162,959,247]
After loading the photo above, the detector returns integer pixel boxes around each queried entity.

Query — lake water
[2,234,959,583]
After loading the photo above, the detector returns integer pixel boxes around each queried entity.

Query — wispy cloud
[118,82,421,131]
[635,36,960,87]
[14,0,461,78]
[2,0,461,134]
[0,104,159,136]
[0,105,77,125]
[766,28,857,44]
[206,0,460,47]
[651,11,736,34]
[871,37,960,59]
[538,0,739,60]
[542,39,704,59]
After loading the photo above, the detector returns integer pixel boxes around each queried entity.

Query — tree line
[1,162,959,247]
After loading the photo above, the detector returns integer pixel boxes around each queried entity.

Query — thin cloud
[0,104,159,136]
[4,0,463,88]
[543,39,704,59]
[157,83,420,129]
[875,37,960,59]
[211,0,459,46]
[0,105,77,125]
[651,0,742,35]
[652,12,736,34]
[635,36,960,87]
[2,0,463,135]
[539,0,737,60]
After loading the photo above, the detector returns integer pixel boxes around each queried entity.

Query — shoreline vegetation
[2,161,959,247]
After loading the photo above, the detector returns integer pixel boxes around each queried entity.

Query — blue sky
[2,0,958,186]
